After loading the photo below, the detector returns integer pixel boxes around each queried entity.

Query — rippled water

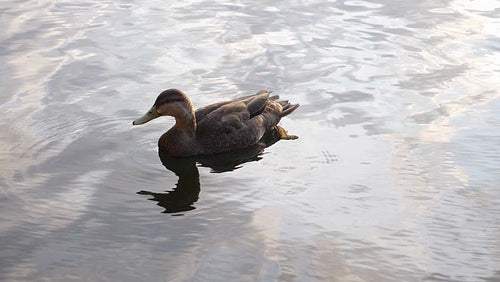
[1,0,499,281]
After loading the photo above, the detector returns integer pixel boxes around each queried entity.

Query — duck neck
[174,108,197,136]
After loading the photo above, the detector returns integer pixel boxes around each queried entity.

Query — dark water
[1,0,499,281]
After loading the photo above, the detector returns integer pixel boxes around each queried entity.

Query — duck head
[132,89,191,125]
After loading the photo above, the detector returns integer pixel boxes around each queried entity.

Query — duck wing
[195,90,283,154]
[195,90,271,123]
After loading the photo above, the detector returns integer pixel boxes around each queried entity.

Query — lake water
[1,0,499,281]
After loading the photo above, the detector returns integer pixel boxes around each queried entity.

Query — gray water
[1,0,499,281]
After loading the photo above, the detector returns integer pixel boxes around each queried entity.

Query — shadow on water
[137,126,290,214]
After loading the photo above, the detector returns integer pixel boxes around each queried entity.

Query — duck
[132,89,299,157]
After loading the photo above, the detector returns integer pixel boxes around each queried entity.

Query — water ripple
[1,0,499,280]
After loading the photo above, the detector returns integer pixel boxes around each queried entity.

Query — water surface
[1,0,499,281]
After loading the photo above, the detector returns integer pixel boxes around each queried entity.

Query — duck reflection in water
[137,126,296,214]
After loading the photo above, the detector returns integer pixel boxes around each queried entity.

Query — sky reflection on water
[0,0,499,281]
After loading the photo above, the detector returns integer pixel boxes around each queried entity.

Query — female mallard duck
[132,89,299,157]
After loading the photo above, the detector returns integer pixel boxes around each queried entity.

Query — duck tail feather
[280,103,300,117]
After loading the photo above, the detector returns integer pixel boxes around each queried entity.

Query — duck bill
[132,106,160,125]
